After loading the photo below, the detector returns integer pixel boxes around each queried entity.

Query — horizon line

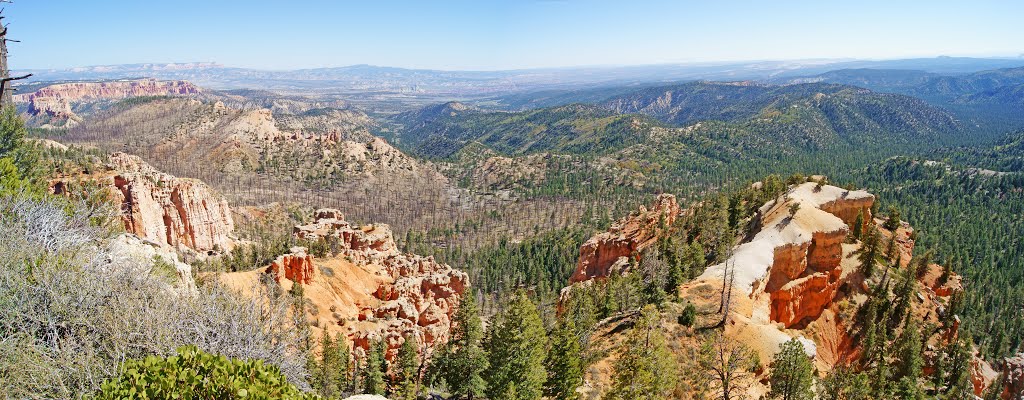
[15,53,1024,74]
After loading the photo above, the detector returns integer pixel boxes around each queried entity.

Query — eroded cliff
[17,79,201,128]
[51,152,236,256]
[569,193,680,284]
[221,209,468,360]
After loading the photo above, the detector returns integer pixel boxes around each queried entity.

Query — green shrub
[678,302,697,327]
[95,346,321,400]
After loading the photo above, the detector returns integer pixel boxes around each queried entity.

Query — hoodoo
[222,209,468,360]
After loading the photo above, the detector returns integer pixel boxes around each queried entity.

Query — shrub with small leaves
[95,346,322,400]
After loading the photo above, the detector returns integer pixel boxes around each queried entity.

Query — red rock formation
[266,247,315,285]
[269,209,468,360]
[766,226,849,328]
[770,267,844,328]
[1001,354,1024,400]
[51,152,236,255]
[818,192,873,227]
[569,194,680,284]
[740,184,874,328]
[18,79,200,110]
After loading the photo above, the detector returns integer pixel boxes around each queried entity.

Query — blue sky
[8,0,1024,71]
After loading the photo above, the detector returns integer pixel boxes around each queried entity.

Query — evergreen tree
[363,340,387,395]
[484,291,548,400]
[393,336,419,400]
[562,288,597,349]
[433,293,488,399]
[312,331,346,398]
[858,228,881,278]
[942,338,975,399]
[544,318,583,400]
[769,338,814,400]
[678,302,697,327]
[352,354,363,394]
[606,305,678,400]
[337,335,352,395]
[851,210,864,241]
[893,260,920,321]
[894,314,924,383]
[727,193,743,231]
[683,242,706,280]
[883,206,901,231]
[818,367,870,400]
[859,299,879,365]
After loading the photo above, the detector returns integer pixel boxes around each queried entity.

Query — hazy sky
[9,0,1024,71]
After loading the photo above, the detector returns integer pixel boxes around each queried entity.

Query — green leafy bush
[95,346,321,400]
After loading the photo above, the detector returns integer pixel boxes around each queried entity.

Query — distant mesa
[15,78,202,128]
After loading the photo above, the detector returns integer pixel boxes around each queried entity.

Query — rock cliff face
[563,181,984,398]
[224,209,468,360]
[688,182,978,389]
[569,194,680,284]
[1002,354,1024,400]
[700,183,874,328]
[266,247,316,285]
[18,79,199,109]
[51,152,236,255]
[109,153,235,255]
[17,79,201,128]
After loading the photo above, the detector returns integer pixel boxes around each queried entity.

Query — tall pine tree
[606,305,678,400]
[432,293,488,399]
[544,318,583,400]
[362,340,387,395]
[769,338,814,400]
[393,336,420,400]
[484,291,548,400]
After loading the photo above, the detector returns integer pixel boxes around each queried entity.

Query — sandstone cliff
[51,152,236,256]
[16,79,201,128]
[686,182,976,392]
[999,353,1024,400]
[569,193,681,284]
[566,182,977,398]
[221,209,468,360]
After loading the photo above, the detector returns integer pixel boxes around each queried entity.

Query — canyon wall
[51,152,236,255]
[18,79,200,114]
[16,79,201,127]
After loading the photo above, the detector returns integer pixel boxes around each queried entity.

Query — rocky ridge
[699,182,875,328]
[222,209,468,360]
[569,193,681,284]
[564,182,989,397]
[16,79,201,128]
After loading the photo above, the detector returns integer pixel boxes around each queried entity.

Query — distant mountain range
[391,81,964,161]
[16,57,1024,97]
[788,66,1024,103]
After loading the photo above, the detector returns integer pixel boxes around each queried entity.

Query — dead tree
[0,5,31,107]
